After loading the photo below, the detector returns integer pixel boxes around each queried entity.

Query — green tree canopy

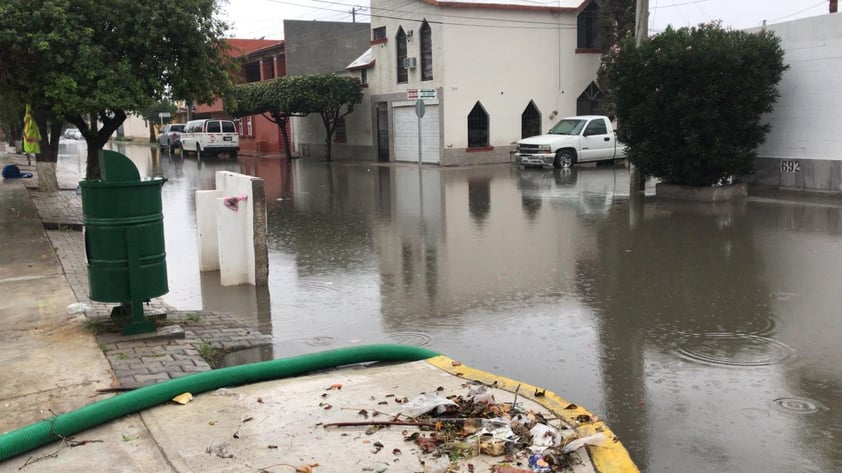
[602,22,787,186]
[294,74,363,162]
[224,78,304,159]
[0,0,235,179]
[224,74,363,162]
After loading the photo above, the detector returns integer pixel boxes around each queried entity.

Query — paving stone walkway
[16,152,273,389]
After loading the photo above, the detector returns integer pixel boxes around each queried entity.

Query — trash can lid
[100,150,140,182]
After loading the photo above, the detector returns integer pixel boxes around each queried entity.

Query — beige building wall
[368,0,600,165]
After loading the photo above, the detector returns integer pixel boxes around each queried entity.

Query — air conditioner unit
[403,57,417,69]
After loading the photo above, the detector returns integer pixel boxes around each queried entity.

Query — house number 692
[780,160,801,173]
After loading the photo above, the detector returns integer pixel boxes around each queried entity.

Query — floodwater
[61,142,841,473]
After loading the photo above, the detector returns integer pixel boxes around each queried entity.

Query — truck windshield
[549,120,585,135]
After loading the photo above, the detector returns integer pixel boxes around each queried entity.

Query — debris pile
[324,381,608,472]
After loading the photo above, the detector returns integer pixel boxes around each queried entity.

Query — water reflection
[69,144,841,473]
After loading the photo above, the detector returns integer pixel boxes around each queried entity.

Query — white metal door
[394,104,440,164]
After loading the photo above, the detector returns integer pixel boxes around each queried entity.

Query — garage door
[394,104,440,164]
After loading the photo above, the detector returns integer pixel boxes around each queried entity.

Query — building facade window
[577,1,601,49]
[372,26,386,41]
[420,20,433,81]
[576,82,604,116]
[234,116,254,137]
[245,62,261,82]
[396,27,408,83]
[522,101,541,138]
[467,102,489,148]
[360,69,368,86]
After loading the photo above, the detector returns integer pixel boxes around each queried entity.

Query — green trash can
[80,150,167,335]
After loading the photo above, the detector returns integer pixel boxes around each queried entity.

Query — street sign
[415,99,425,118]
[158,112,171,118]
[407,88,437,100]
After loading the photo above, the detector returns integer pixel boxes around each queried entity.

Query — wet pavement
[53,142,842,472]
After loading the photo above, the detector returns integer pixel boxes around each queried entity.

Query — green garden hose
[0,344,439,462]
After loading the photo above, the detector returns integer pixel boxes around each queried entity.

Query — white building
[749,10,842,192]
[341,0,605,166]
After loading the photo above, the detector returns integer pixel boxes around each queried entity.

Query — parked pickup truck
[515,115,626,168]
[158,123,185,152]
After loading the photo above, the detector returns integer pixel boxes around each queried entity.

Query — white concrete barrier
[196,171,268,286]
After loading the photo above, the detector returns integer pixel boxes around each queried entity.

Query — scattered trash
[400,393,458,418]
[529,453,552,472]
[65,302,91,317]
[172,393,193,405]
[206,442,233,459]
[528,423,561,452]
[325,380,604,472]
[421,456,451,473]
[561,433,606,454]
[258,462,319,473]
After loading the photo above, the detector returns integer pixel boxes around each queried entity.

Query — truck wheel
[197,145,203,160]
[554,150,575,169]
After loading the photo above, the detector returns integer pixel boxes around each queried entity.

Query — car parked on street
[158,123,185,153]
[180,119,239,159]
[63,128,82,140]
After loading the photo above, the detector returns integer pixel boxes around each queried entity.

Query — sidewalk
[0,148,272,470]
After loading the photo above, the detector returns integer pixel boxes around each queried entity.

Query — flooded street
[61,142,841,472]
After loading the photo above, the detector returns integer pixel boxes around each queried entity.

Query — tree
[290,74,363,162]
[140,100,179,143]
[0,0,235,181]
[224,74,363,162]
[224,78,301,160]
[602,22,788,186]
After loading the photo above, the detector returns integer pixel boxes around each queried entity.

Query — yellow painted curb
[426,355,639,473]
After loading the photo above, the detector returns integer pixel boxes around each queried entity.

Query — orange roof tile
[227,38,284,57]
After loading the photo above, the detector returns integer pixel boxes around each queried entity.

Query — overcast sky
[221,0,832,39]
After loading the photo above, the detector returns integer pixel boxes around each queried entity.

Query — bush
[603,22,787,186]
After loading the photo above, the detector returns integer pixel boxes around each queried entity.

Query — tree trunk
[321,112,333,162]
[33,110,60,192]
[268,112,296,160]
[70,109,127,179]
[148,121,157,143]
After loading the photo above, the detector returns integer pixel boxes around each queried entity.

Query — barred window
[522,100,541,138]
[420,20,433,81]
[577,1,601,49]
[467,102,489,148]
[372,26,386,41]
[396,27,407,83]
[576,82,604,116]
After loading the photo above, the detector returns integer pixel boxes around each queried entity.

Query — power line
[265,0,578,27]
[767,0,826,23]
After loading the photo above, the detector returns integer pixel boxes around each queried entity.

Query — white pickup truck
[515,115,626,168]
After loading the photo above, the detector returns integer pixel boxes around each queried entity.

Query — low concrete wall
[656,182,748,201]
[196,172,268,286]
[441,145,516,167]
[750,157,842,193]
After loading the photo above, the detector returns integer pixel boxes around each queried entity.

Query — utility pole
[351,7,356,23]
[629,0,649,193]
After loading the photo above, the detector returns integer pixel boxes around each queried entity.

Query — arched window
[522,100,541,138]
[577,1,601,49]
[576,82,604,116]
[467,102,489,148]
[396,27,407,83]
[420,20,433,81]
